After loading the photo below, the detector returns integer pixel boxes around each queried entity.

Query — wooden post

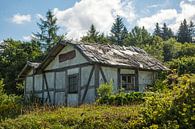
[117,68,121,90]
[82,65,95,103]
[43,73,51,104]
[78,67,82,105]
[32,69,35,102]
[100,67,107,83]
[135,69,139,91]
[65,70,68,106]
[54,72,56,105]
[94,64,100,98]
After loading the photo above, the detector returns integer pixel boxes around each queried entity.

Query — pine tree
[110,16,125,45]
[34,10,64,51]
[177,19,191,43]
[162,23,170,40]
[81,24,99,43]
[153,23,162,37]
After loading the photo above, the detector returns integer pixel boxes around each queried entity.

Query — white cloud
[23,35,33,41]
[36,13,45,20]
[137,9,177,31]
[137,1,195,33]
[53,0,135,39]
[12,14,31,24]
[169,1,195,32]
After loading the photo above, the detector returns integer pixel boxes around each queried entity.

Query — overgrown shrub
[0,79,23,121]
[167,57,195,75]
[132,74,195,128]
[97,83,145,105]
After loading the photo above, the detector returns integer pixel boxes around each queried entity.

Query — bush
[0,79,23,121]
[131,74,195,128]
[97,81,113,98]
[167,57,195,75]
[97,91,145,106]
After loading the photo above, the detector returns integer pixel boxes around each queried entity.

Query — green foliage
[0,39,42,94]
[0,105,141,129]
[33,10,64,51]
[167,57,195,75]
[0,79,23,121]
[81,25,110,44]
[132,74,195,129]
[127,26,152,46]
[97,81,113,98]
[142,36,164,61]
[177,19,194,43]
[110,16,128,45]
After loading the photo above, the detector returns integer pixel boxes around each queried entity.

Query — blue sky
[0,0,195,41]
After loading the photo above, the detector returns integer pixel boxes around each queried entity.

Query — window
[59,50,76,63]
[120,74,136,90]
[68,74,78,93]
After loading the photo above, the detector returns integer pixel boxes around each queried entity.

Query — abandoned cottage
[18,41,168,106]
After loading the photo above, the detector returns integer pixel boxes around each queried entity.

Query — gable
[45,44,88,71]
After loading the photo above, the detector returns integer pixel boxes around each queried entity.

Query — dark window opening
[68,74,78,93]
[120,74,137,91]
[59,50,76,62]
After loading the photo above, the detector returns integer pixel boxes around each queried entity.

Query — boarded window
[68,74,78,93]
[59,50,76,62]
[120,74,137,91]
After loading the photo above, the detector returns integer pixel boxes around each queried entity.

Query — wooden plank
[81,65,95,103]
[64,70,68,106]
[43,73,51,103]
[135,69,139,91]
[117,68,121,90]
[94,64,100,97]
[100,67,107,83]
[78,67,81,105]
[24,78,27,102]
[32,69,35,102]
[44,62,92,73]
[42,74,44,104]
[54,72,56,105]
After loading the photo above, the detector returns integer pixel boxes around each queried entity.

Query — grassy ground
[0,104,141,129]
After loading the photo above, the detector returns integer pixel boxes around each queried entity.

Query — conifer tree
[34,10,64,51]
[177,19,191,43]
[153,23,162,37]
[110,16,125,45]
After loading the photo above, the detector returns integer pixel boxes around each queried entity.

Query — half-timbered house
[18,40,168,106]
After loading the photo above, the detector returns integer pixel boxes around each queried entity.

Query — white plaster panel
[26,76,33,92]
[81,66,94,87]
[138,71,154,92]
[120,69,135,74]
[67,68,79,75]
[55,92,65,105]
[83,88,95,103]
[67,94,78,106]
[34,74,42,91]
[56,71,65,89]
[101,67,118,92]
[45,72,54,89]
[45,45,88,70]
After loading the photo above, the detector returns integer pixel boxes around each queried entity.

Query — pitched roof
[18,40,169,79]
[18,61,40,79]
[74,42,168,71]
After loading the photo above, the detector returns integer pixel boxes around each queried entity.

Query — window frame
[120,74,136,91]
[68,73,79,94]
